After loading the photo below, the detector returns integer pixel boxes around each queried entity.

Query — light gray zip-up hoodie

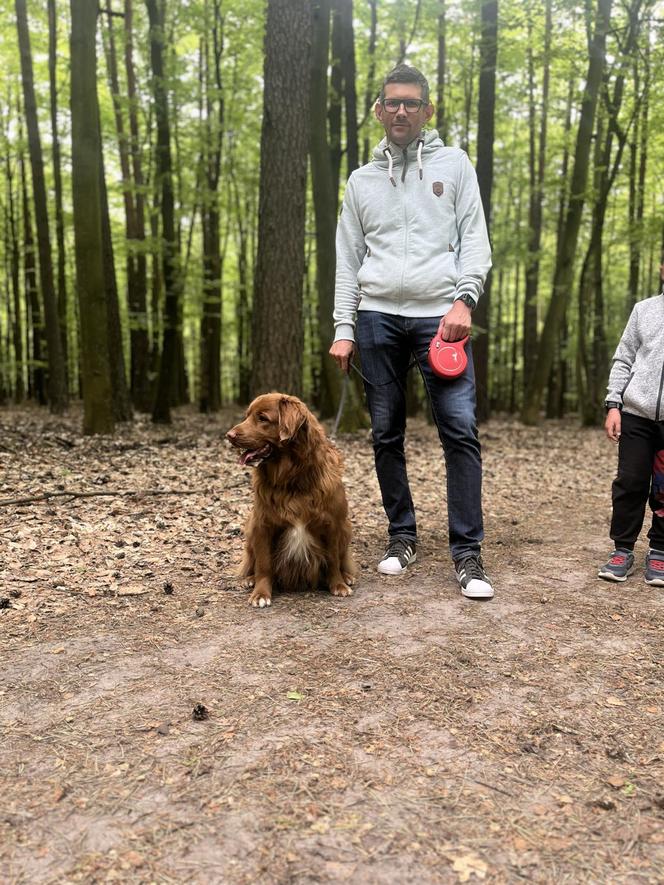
[606,292,664,421]
[333,129,491,343]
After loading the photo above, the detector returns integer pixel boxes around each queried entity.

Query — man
[329,64,493,599]
[598,263,664,586]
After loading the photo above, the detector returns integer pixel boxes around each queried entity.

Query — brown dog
[225,393,355,607]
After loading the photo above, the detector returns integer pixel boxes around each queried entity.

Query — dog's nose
[226,429,237,442]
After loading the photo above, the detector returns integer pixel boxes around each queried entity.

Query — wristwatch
[605,400,622,413]
[454,293,475,311]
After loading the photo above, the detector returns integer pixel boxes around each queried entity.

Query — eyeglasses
[381,98,425,113]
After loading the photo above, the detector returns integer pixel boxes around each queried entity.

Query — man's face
[375,83,434,147]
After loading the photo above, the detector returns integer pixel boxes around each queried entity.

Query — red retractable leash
[427,333,469,379]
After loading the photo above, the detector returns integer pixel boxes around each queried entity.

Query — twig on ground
[0,489,200,507]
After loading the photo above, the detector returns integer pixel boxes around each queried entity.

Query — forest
[1,0,663,434]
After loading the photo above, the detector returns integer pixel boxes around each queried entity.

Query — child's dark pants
[611,411,664,551]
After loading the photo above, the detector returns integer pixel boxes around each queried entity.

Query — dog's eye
[257,413,270,423]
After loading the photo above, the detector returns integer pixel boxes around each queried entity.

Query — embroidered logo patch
[433,181,444,197]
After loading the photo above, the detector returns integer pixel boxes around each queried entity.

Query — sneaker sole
[459,584,494,599]
[645,576,664,587]
[598,565,635,582]
[377,553,417,575]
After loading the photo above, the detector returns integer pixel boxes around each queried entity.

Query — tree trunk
[627,37,649,311]
[19,128,45,404]
[103,0,151,411]
[521,0,612,425]
[15,0,67,413]
[251,0,312,397]
[361,0,377,167]
[5,154,24,402]
[474,0,497,422]
[146,0,183,423]
[99,131,133,422]
[436,0,447,142]
[199,0,224,414]
[47,0,68,383]
[337,0,358,179]
[70,0,115,434]
[523,0,551,388]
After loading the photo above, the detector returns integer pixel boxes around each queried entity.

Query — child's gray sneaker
[598,548,635,582]
[378,538,416,575]
[645,549,664,586]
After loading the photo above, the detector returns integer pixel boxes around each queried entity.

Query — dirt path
[1,406,663,884]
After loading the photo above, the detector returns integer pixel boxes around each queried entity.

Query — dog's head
[225,393,311,467]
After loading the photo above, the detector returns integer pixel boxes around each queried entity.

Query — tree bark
[436,0,447,142]
[47,0,68,381]
[309,0,366,428]
[523,0,551,388]
[5,154,24,402]
[521,0,612,425]
[251,0,312,397]
[474,0,497,423]
[69,0,115,434]
[146,0,183,423]
[15,0,67,412]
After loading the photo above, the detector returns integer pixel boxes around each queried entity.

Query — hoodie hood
[372,129,446,186]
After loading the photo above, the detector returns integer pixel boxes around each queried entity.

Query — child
[598,267,664,586]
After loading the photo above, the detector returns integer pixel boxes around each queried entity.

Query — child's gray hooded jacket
[606,292,664,421]
[333,130,491,343]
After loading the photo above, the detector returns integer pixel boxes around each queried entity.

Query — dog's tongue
[239,444,272,467]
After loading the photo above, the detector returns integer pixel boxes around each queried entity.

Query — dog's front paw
[240,574,255,589]
[249,582,272,608]
[330,582,353,598]
[342,572,356,587]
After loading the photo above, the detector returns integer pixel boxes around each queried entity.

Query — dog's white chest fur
[282,523,314,564]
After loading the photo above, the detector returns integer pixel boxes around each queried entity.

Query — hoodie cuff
[334,324,356,344]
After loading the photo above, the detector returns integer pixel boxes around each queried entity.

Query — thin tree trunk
[361,0,377,167]
[199,0,224,413]
[70,0,114,434]
[124,0,150,410]
[5,155,24,402]
[523,0,551,388]
[47,0,68,382]
[522,0,612,425]
[436,0,447,142]
[474,0,497,422]
[338,0,358,179]
[19,134,45,404]
[146,0,183,423]
[15,0,67,412]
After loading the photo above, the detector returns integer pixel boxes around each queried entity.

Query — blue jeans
[355,311,483,560]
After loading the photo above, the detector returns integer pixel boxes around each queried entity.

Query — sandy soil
[1,405,663,884]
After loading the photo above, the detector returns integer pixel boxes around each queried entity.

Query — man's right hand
[605,408,621,443]
[329,339,355,374]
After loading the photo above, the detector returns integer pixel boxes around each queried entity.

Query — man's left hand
[439,300,472,341]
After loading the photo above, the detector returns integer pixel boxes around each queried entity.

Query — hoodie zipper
[399,148,409,306]
[656,360,664,421]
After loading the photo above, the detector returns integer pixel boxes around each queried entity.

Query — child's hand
[605,408,621,443]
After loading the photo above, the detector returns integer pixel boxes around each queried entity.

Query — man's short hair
[379,64,430,104]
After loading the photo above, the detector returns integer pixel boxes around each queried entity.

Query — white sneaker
[455,554,494,599]
[378,539,417,575]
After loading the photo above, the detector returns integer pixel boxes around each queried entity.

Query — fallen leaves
[449,851,488,881]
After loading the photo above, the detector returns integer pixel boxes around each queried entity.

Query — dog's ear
[278,397,308,442]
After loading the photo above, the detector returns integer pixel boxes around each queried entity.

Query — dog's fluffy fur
[226,393,355,607]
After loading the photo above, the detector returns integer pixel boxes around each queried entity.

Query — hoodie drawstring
[384,133,426,186]
[384,147,396,187]
[416,136,424,180]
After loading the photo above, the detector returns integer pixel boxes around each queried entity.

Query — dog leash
[331,358,418,438]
